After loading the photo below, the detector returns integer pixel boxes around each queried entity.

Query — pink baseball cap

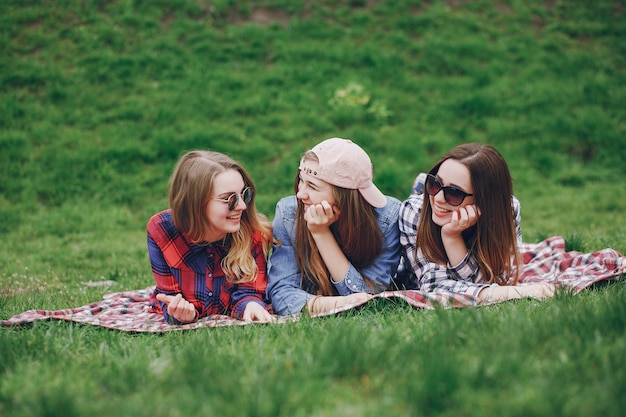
[301,138,387,208]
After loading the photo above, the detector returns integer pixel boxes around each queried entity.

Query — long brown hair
[294,152,383,295]
[416,143,520,284]
[168,150,273,283]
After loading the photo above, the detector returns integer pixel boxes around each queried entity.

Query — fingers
[336,293,373,309]
[304,200,339,230]
[539,282,556,299]
[158,294,276,324]
[246,310,275,323]
[347,292,374,304]
[465,204,479,223]
[155,293,171,303]
[157,293,196,323]
[319,200,334,214]
[308,293,374,315]
[168,293,183,310]
[242,302,275,323]
[453,204,480,229]
[305,201,336,219]
[520,283,556,300]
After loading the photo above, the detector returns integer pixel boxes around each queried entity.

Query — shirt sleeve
[147,216,192,325]
[229,234,270,319]
[415,248,487,296]
[332,197,402,295]
[398,195,487,297]
[398,196,421,285]
[267,198,314,315]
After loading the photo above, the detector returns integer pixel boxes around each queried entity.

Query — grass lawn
[1,1,625,416]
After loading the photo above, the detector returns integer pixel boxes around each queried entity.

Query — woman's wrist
[442,234,469,268]
[480,283,498,303]
[487,284,497,303]
[308,227,333,243]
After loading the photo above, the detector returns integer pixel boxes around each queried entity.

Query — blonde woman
[268,138,402,315]
[148,151,274,324]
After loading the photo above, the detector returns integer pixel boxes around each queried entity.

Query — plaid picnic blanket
[517,236,626,290]
[2,236,624,332]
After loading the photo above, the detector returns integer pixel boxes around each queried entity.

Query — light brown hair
[168,150,272,283]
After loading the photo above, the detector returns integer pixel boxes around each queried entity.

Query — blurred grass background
[1,1,625,416]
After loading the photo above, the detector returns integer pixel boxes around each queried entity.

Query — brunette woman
[399,143,554,303]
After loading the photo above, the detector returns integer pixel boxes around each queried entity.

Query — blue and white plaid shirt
[398,191,522,297]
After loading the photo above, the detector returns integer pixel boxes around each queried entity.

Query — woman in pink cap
[267,138,402,315]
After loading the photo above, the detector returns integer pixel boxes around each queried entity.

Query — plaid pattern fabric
[516,236,626,292]
[147,210,269,323]
[398,193,523,296]
[0,288,296,333]
[2,236,624,331]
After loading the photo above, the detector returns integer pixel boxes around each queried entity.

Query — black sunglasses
[425,174,473,207]
[212,187,253,211]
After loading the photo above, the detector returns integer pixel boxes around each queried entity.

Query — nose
[296,183,307,200]
[432,188,447,205]
[236,195,247,210]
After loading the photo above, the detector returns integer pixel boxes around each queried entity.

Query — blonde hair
[294,151,383,295]
[417,143,521,285]
[168,150,272,283]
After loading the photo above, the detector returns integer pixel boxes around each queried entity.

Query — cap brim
[360,185,387,208]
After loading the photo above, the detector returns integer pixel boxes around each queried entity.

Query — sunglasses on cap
[212,187,253,211]
[425,174,473,207]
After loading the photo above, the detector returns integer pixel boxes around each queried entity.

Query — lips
[432,205,451,218]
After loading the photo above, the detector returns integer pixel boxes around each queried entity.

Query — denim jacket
[267,195,402,315]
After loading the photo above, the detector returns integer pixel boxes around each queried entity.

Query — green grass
[1,0,625,416]
[2,284,625,416]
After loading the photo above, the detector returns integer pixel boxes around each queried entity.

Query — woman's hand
[519,282,556,300]
[441,204,480,238]
[303,200,340,234]
[307,293,374,315]
[481,282,556,303]
[156,293,197,323]
[242,302,275,323]
[440,204,480,266]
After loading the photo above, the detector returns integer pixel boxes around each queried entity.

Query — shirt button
[208,273,213,278]
[208,292,213,296]
[347,279,352,284]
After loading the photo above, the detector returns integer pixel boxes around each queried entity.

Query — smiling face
[204,169,248,243]
[296,160,336,209]
[429,158,475,227]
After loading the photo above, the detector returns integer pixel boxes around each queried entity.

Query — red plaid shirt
[147,210,269,323]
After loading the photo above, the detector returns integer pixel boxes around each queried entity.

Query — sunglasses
[425,174,473,207]
[212,187,253,211]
